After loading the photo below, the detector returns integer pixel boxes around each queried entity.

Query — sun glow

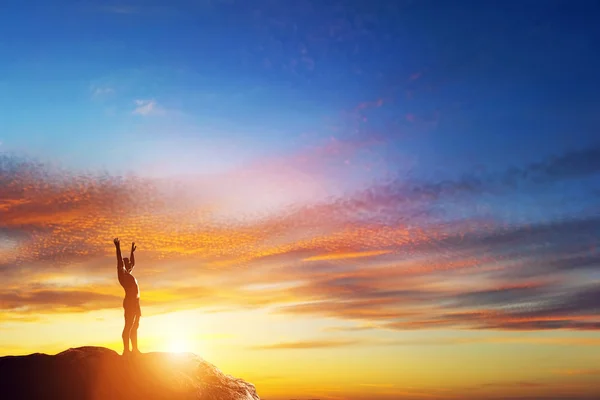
[168,337,191,353]
[145,310,202,354]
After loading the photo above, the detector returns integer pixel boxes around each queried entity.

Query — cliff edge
[0,346,260,400]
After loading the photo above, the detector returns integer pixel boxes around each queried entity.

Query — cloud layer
[1,145,599,332]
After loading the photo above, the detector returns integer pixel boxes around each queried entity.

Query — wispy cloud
[409,71,422,81]
[478,381,546,389]
[90,86,115,99]
[302,249,393,262]
[346,145,600,214]
[0,289,121,313]
[248,339,361,350]
[554,369,600,376]
[132,99,165,116]
[323,324,378,332]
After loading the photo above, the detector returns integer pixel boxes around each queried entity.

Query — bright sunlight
[168,337,191,353]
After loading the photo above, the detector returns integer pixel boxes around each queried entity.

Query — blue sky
[1,0,600,221]
[1,2,598,220]
[2,1,597,172]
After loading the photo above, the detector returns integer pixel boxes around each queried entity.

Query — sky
[1,0,600,399]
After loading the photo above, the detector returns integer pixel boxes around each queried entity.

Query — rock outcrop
[0,346,260,400]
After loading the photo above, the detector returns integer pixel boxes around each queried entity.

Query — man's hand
[115,238,124,269]
[131,242,137,253]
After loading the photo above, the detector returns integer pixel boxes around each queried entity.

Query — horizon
[1,1,600,399]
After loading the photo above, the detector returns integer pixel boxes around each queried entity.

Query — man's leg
[131,314,140,353]
[122,310,134,355]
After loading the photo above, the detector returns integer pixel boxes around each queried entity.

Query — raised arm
[130,242,136,268]
[114,238,124,270]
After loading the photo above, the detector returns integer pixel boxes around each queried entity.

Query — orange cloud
[478,381,546,389]
[0,289,121,313]
[302,249,393,262]
[554,369,600,376]
[248,339,361,350]
[2,152,600,336]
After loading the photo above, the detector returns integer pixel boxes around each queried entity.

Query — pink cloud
[409,71,422,81]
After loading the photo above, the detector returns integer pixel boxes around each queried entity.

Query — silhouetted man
[114,238,141,356]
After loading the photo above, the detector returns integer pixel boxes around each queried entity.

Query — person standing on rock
[114,238,141,356]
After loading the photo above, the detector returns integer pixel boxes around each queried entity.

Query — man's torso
[119,272,140,299]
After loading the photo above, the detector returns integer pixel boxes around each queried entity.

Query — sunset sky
[1,1,600,399]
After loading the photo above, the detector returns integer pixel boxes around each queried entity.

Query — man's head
[123,257,133,273]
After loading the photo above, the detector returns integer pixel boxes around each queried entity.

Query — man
[114,238,141,356]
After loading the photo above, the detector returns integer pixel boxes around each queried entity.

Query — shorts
[123,297,141,318]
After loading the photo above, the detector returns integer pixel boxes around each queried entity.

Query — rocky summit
[0,346,260,400]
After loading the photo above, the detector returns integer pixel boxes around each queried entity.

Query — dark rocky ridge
[0,346,260,400]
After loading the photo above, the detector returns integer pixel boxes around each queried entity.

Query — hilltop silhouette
[0,346,260,400]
